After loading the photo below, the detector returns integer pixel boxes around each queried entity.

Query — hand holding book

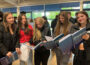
[82,33,90,40]
[6,52,13,58]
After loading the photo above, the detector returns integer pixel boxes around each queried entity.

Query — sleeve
[42,23,51,36]
[15,28,20,48]
[41,25,51,41]
[0,26,8,55]
[85,32,90,47]
[85,37,90,46]
[51,20,54,28]
[69,25,76,34]
[84,24,90,47]
[29,38,33,45]
[86,24,90,45]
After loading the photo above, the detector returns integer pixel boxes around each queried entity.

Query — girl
[70,11,90,65]
[0,12,20,65]
[30,17,51,65]
[53,11,72,65]
[18,14,33,65]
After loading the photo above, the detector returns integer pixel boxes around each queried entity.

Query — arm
[42,24,51,36]
[15,28,20,48]
[15,28,21,54]
[82,23,90,47]
[0,26,8,56]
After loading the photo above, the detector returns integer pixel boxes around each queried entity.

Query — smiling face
[59,15,65,24]
[21,15,26,25]
[77,13,87,24]
[35,17,44,29]
[35,20,43,29]
[6,13,14,24]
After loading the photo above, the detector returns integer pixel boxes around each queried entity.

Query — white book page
[45,36,53,41]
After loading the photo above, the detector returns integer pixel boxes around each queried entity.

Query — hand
[26,42,30,46]
[43,40,47,43]
[6,52,12,58]
[82,34,90,40]
[16,48,21,54]
[79,43,84,50]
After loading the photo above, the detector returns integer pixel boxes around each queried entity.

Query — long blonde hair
[55,11,71,36]
[33,17,45,41]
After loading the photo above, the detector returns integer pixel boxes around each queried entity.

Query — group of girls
[0,11,90,65]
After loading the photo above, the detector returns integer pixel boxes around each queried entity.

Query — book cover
[72,27,86,46]
[41,34,64,49]
[45,34,64,41]
[58,34,73,54]
[24,34,64,50]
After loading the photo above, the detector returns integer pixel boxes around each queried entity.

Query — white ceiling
[0,0,90,8]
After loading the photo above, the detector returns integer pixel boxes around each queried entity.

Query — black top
[69,17,76,24]
[0,23,20,58]
[70,22,90,61]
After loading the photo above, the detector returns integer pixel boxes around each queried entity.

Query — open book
[22,42,43,50]
[58,34,73,54]
[40,27,86,54]
[72,27,86,47]
[21,34,64,50]
[24,27,86,54]
[58,27,86,54]
[45,34,64,41]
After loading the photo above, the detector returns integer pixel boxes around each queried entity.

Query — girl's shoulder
[0,23,5,31]
[86,22,90,30]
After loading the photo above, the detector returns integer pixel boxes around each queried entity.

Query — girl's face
[6,14,14,24]
[21,15,26,25]
[36,21,43,29]
[77,13,87,24]
[59,15,65,23]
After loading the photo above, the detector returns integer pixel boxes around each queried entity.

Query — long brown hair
[18,14,30,34]
[3,12,16,34]
[54,11,71,36]
[76,11,89,26]
[33,17,45,41]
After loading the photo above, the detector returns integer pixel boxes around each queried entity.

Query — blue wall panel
[1,2,80,12]
[84,1,90,4]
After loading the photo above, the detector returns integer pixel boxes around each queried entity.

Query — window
[61,7,79,18]
[26,12,31,18]
[46,11,60,26]
[46,11,59,20]
[61,7,80,10]
[71,11,77,18]
[83,3,90,9]
[86,11,90,18]
[13,13,17,17]
[83,3,90,18]
[32,11,44,19]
